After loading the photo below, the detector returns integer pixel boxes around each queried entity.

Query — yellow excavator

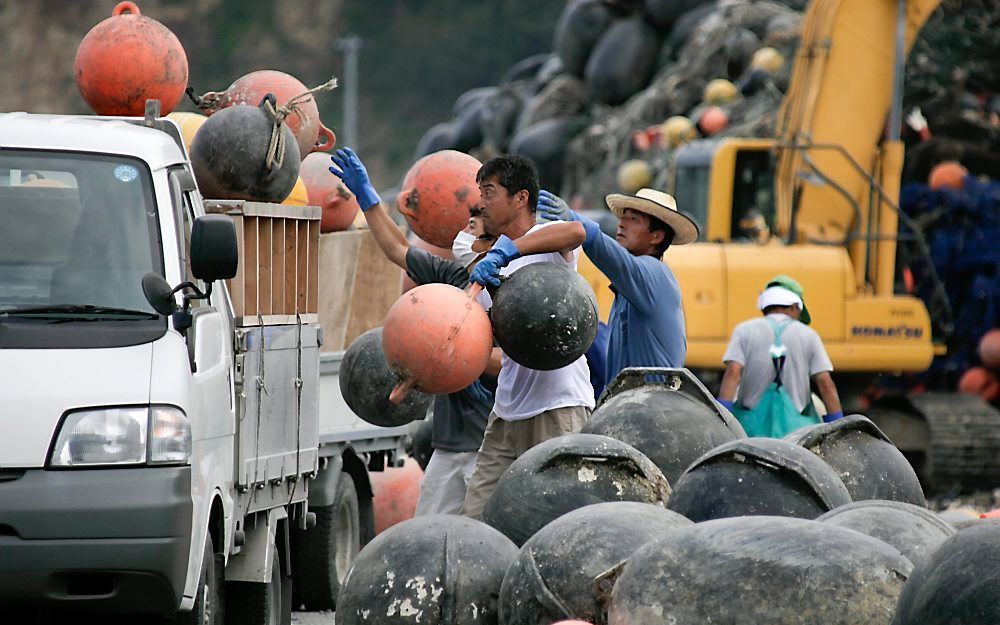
[577,0,1000,493]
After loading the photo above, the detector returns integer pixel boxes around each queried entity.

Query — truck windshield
[0,150,166,347]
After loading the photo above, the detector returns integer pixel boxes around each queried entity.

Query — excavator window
[673,165,709,239]
[731,149,776,242]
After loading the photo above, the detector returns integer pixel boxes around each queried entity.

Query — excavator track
[869,393,1000,495]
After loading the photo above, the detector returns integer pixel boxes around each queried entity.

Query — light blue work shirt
[581,220,687,387]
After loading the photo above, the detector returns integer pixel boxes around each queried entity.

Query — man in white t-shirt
[459,154,596,519]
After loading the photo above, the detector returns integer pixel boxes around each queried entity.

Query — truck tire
[294,474,360,610]
[176,534,224,625]
[225,543,290,625]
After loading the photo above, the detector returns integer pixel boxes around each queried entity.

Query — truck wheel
[176,534,224,625]
[226,543,290,625]
[294,474,360,610]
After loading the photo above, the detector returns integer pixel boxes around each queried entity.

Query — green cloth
[766,274,811,325]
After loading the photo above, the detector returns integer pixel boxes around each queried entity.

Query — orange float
[699,106,728,136]
[198,70,336,161]
[299,152,360,232]
[74,2,189,116]
[382,283,492,401]
[396,150,482,248]
[370,457,424,534]
[959,367,1000,402]
[978,329,1000,369]
[928,161,968,191]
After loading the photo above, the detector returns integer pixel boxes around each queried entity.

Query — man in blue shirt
[476,188,698,387]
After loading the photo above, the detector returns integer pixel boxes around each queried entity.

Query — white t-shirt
[477,223,595,421]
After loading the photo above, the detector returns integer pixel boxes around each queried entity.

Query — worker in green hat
[716,275,842,437]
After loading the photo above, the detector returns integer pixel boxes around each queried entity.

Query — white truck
[0,108,410,624]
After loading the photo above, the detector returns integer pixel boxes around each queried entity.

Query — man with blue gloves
[474,187,698,388]
[329,147,497,516]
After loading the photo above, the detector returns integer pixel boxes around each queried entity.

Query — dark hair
[476,155,539,211]
[648,214,675,258]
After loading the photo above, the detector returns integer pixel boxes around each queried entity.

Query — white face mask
[452,230,479,268]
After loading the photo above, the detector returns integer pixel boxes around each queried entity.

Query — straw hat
[605,188,699,245]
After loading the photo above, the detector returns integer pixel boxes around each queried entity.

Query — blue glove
[469,235,521,288]
[537,189,601,244]
[329,147,381,211]
[537,189,579,222]
[465,380,493,405]
[716,398,736,411]
[823,411,845,423]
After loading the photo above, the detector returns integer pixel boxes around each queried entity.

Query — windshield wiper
[0,304,159,319]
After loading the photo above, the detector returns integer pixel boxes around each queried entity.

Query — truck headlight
[50,406,191,467]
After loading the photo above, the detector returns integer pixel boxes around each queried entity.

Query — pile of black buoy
[582,367,746,485]
[481,433,671,546]
[339,328,432,427]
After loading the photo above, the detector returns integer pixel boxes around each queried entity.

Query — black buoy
[554,0,615,78]
[481,433,671,547]
[336,515,518,625]
[582,368,746,485]
[817,500,955,568]
[666,438,852,522]
[608,516,912,625]
[406,414,434,471]
[892,520,1000,625]
[339,328,432,427]
[784,415,926,506]
[507,118,590,192]
[500,502,691,625]
[584,15,660,106]
[190,93,300,202]
[489,262,598,371]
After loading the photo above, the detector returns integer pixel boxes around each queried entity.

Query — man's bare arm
[362,203,410,269]
[718,361,743,403]
[813,371,843,415]
[512,222,586,256]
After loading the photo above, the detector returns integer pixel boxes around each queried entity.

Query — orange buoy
[402,233,456,295]
[959,367,1000,402]
[928,161,968,191]
[382,283,492,400]
[698,106,728,136]
[370,457,424,535]
[299,152,360,232]
[198,70,336,160]
[979,329,1000,369]
[74,2,189,116]
[166,111,207,151]
[396,150,482,248]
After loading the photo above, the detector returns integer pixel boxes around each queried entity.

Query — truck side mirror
[191,214,238,282]
[142,273,179,316]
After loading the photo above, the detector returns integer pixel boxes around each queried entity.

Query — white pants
[414,450,478,516]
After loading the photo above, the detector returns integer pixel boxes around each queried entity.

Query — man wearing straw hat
[530,188,699,386]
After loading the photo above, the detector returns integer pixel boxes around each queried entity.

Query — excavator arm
[774,0,942,294]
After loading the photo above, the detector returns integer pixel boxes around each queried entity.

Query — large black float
[499,502,691,625]
[582,368,746,485]
[481,433,671,547]
[667,437,852,522]
[607,516,912,625]
[336,515,518,625]
[339,328,432,427]
[785,414,926,506]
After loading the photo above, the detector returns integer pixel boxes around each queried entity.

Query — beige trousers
[460,405,589,519]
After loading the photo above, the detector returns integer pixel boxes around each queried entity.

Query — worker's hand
[465,380,493,405]
[329,147,381,211]
[537,190,579,222]
[822,410,844,423]
[716,398,735,412]
[469,236,521,288]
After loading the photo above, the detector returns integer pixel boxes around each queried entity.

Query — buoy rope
[263,76,339,172]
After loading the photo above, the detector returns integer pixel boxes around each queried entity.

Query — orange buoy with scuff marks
[75,2,189,116]
[396,150,482,248]
[382,283,492,400]
[371,458,424,534]
[299,152,360,232]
